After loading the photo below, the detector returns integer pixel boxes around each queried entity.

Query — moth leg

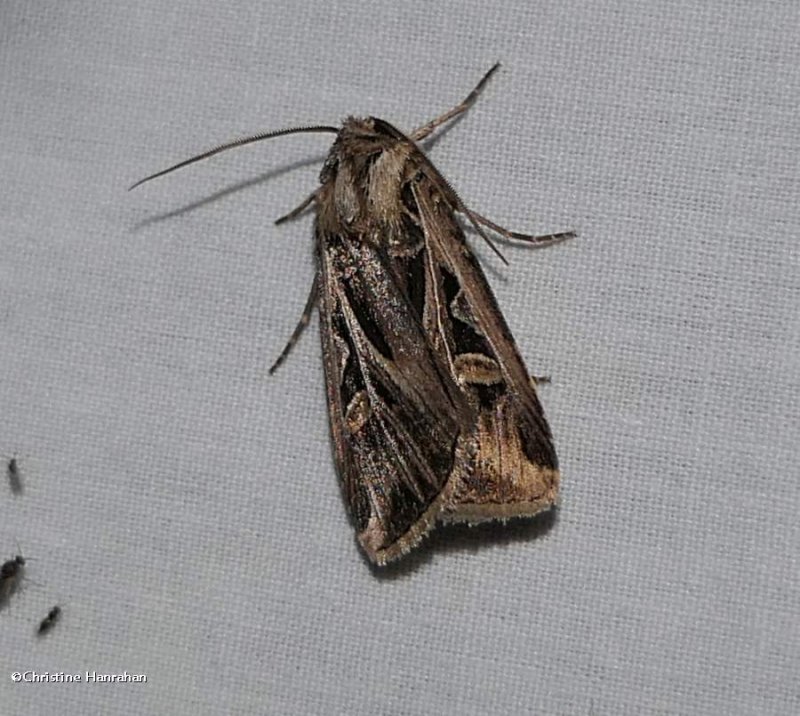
[269,274,319,375]
[411,63,501,142]
[274,191,317,226]
[531,375,551,386]
[470,210,576,245]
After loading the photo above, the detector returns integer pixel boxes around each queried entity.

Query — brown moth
[131,64,573,565]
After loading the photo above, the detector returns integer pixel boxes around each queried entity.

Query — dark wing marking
[316,226,472,563]
[411,180,560,522]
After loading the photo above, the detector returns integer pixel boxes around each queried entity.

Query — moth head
[318,117,388,186]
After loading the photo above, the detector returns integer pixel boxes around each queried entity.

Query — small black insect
[7,456,23,495]
[38,605,62,635]
[0,554,24,579]
[0,554,26,606]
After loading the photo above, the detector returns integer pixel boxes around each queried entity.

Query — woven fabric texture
[1,2,798,714]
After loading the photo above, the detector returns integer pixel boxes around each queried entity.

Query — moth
[132,64,573,565]
[37,605,62,635]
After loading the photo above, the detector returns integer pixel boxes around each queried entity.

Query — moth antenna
[129,125,339,190]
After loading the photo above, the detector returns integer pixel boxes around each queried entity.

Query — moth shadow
[367,508,558,579]
[130,154,326,231]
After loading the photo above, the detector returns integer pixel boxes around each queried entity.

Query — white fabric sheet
[1,2,798,714]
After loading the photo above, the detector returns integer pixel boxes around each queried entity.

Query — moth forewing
[315,158,475,563]
[409,181,560,523]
